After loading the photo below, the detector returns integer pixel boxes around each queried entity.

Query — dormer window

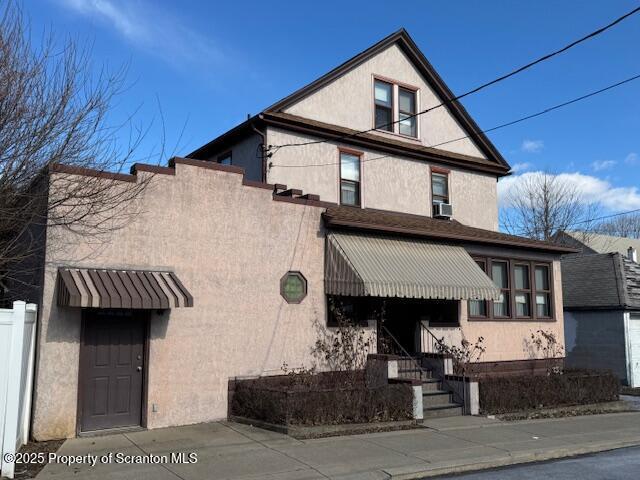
[374,80,393,132]
[373,77,419,138]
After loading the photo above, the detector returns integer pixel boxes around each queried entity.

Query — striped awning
[57,268,194,309]
[325,232,501,300]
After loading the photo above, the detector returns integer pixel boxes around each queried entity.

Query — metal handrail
[419,322,467,413]
[379,325,430,380]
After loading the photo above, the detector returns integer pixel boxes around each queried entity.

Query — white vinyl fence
[0,302,37,479]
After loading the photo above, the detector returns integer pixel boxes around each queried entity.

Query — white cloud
[626,152,638,165]
[591,160,617,171]
[510,162,532,173]
[56,0,228,70]
[498,171,640,212]
[521,139,544,153]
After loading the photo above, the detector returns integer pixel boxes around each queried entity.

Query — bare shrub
[436,335,486,376]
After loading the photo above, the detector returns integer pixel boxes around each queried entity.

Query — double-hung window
[469,259,488,317]
[469,257,554,321]
[514,264,531,318]
[491,261,510,317]
[373,77,418,138]
[340,150,361,206]
[374,80,393,132]
[535,265,552,318]
[398,88,417,137]
[431,172,449,205]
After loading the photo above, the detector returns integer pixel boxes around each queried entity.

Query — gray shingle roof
[557,231,640,256]
[561,253,640,310]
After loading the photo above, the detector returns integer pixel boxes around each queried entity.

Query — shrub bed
[479,369,619,414]
[230,371,413,426]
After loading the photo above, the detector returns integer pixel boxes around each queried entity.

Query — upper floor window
[373,77,419,138]
[431,172,449,204]
[217,152,232,165]
[398,88,417,137]
[339,150,361,206]
[374,80,393,132]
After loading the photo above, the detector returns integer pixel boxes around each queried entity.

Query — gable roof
[557,231,640,256]
[265,29,509,172]
[562,253,640,311]
[189,29,510,175]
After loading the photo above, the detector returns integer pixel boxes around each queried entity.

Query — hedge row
[479,369,619,414]
[230,373,413,426]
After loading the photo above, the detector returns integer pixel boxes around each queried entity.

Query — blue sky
[25,0,640,212]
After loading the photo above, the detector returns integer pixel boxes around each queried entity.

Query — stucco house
[20,29,575,440]
[558,232,640,386]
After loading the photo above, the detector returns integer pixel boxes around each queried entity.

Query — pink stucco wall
[32,162,342,440]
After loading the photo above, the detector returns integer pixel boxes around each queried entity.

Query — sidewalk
[36,412,640,480]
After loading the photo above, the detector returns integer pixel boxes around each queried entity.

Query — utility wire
[270,73,640,169]
[570,208,640,227]
[266,5,640,153]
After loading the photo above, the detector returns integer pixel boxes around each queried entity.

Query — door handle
[137,366,142,372]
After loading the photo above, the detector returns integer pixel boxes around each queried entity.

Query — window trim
[338,147,363,207]
[217,151,232,165]
[468,256,555,322]
[372,75,420,139]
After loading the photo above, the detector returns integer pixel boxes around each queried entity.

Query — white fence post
[0,301,38,479]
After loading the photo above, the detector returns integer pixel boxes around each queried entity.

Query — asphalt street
[436,446,640,479]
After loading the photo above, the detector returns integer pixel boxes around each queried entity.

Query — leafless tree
[0,4,160,300]
[596,213,640,239]
[500,172,600,241]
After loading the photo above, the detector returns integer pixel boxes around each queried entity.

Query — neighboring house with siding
[16,29,576,440]
[560,233,640,386]
[556,231,640,259]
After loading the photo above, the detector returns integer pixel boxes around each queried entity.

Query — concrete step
[423,403,463,418]
[421,379,443,392]
[422,391,452,407]
[397,368,432,380]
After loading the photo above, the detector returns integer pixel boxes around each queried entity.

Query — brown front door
[79,310,146,432]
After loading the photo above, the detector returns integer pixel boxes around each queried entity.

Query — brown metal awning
[57,268,194,309]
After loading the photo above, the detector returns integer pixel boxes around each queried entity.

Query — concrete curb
[382,439,640,479]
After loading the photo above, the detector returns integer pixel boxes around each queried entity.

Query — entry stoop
[396,359,463,418]
[422,384,463,418]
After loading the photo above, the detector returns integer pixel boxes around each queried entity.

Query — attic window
[374,80,393,132]
[373,77,418,138]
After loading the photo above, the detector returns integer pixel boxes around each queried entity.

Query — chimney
[628,246,638,263]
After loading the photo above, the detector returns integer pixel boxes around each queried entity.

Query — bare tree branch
[0,3,161,301]
[500,172,600,241]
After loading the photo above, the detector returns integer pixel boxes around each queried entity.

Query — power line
[266,5,640,153]
[270,73,640,169]
[570,208,640,227]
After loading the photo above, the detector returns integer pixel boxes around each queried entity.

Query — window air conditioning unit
[433,202,453,219]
